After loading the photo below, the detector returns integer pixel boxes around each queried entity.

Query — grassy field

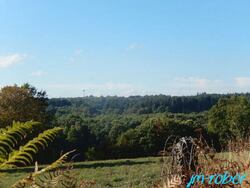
[0,157,162,188]
[3,152,249,188]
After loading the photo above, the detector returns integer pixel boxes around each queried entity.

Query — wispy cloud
[234,77,250,87]
[50,83,133,90]
[46,82,142,97]
[174,77,223,88]
[127,42,143,50]
[166,77,226,95]
[0,54,27,68]
[42,77,250,97]
[167,76,250,95]
[45,78,230,97]
[31,70,44,77]
[69,49,84,64]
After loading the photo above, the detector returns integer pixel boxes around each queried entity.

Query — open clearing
[0,157,161,188]
[2,152,249,187]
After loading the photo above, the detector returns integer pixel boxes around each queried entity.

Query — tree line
[1,84,250,163]
[48,93,233,115]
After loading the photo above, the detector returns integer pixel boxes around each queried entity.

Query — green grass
[0,157,162,188]
[2,152,249,187]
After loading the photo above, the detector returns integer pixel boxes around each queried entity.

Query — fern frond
[0,121,41,157]
[33,166,78,188]
[11,150,76,188]
[1,127,62,168]
[35,150,76,176]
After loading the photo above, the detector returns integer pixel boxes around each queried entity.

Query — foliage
[1,127,62,168]
[116,116,195,157]
[0,121,62,169]
[3,84,250,162]
[49,93,229,116]
[0,121,41,161]
[208,96,250,145]
[55,113,196,159]
[0,84,49,128]
[2,84,250,187]
[51,113,205,160]
[48,93,250,160]
[0,120,69,187]
[63,115,95,152]
[11,150,79,188]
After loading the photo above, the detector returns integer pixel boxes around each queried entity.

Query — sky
[0,0,250,97]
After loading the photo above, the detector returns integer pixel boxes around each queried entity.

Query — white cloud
[74,49,83,55]
[31,70,44,77]
[46,82,142,97]
[174,77,222,88]
[166,77,226,95]
[45,78,229,97]
[69,49,84,64]
[234,77,250,87]
[127,43,143,50]
[50,83,132,90]
[0,54,27,68]
[43,77,250,97]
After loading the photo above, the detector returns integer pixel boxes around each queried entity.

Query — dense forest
[45,93,250,161]
[1,84,250,164]
[48,93,250,115]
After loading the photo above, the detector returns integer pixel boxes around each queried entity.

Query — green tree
[0,84,48,127]
[208,96,250,144]
[136,118,167,155]
[117,129,141,157]
[60,114,95,159]
[108,120,128,143]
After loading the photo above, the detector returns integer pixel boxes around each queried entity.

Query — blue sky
[0,0,250,97]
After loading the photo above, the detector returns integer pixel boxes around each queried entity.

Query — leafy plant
[0,121,41,160]
[11,150,96,188]
[1,127,62,168]
[0,121,62,169]
[0,121,94,188]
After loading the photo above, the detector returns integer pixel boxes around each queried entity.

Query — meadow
[3,150,250,187]
[0,157,161,188]
[1,86,250,187]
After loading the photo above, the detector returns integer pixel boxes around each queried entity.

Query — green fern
[1,127,63,168]
[11,150,77,188]
[0,121,41,159]
[12,167,78,188]
[35,150,76,176]
[35,168,77,188]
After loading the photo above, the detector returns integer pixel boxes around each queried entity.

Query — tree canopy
[0,84,49,127]
[208,96,250,144]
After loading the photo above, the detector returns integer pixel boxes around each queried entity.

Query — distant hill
[48,93,250,116]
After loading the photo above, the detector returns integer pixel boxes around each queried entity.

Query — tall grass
[156,135,250,187]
